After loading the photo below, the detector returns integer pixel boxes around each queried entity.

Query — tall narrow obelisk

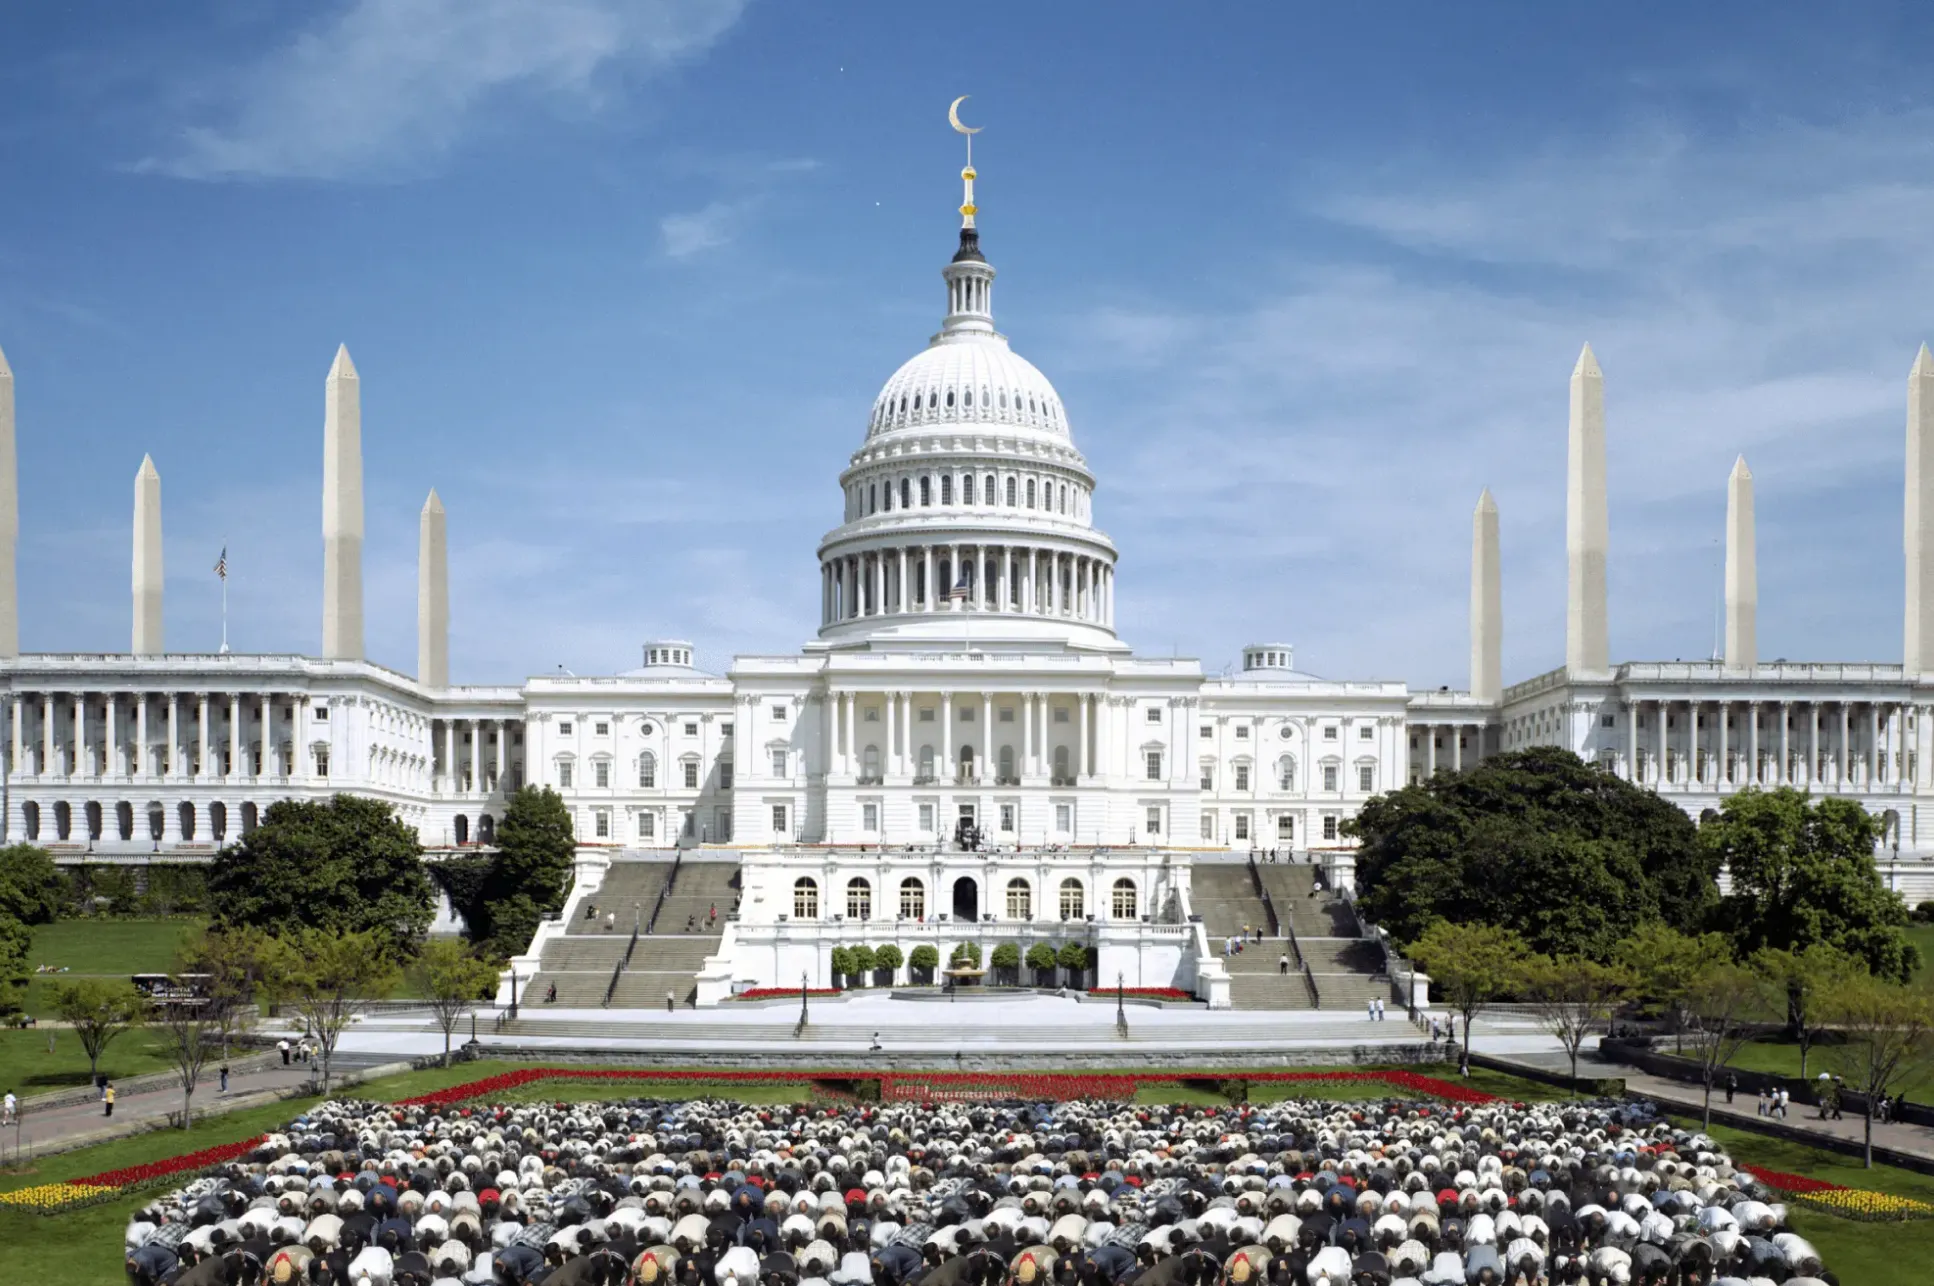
[418,489,448,688]
[322,345,363,661]
[1471,488,1501,704]
[0,344,16,658]
[1724,456,1756,672]
[1906,345,1934,674]
[1566,343,1609,674]
[133,455,163,655]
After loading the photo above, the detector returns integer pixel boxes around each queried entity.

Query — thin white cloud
[139,0,748,181]
[660,199,749,258]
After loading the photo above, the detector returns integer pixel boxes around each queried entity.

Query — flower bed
[730,987,843,1001]
[1739,1161,1934,1222]
[0,1133,268,1216]
[1087,987,1194,1001]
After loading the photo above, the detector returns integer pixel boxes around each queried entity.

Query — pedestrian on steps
[665,991,675,1013]
[1278,953,1289,975]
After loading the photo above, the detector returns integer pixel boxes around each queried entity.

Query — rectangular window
[772,804,789,834]
[1359,765,1374,791]
[864,706,880,722]
[1200,767,1214,791]
[999,803,1016,832]
[315,750,329,777]
[1359,725,1373,740]
[682,809,694,836]
[1053,706,1070,723]
[1602,714,1614,727]
[594,721,609,736]
[638,812,656,839]
[771,704,787,721]
[1055,803,1071,833]
[640,759,655,787]
[314,706,329,721]
[1145,806,1162,835]
[1323,765,1338,791]
[594,761,610,788]
[771,748,788,777]
[1235,725,1250,740]
[1199,812,1214,840]
[559,721,573,736]
[594,810,610,838]
[1234,813,1250,841]
[919,802,936,831]
[1145,751,1163,781]
[1323,726,1338,740]
[1235,765,1250,791]
[558,761,574,788]
[941,475,953,504]
[1322,815,1338,841]
[719,761,733,790]
[1200,725,1213,739]
[721,722,733,737]
[684,722,698,736]
[960,707,975,722]
[919,707,935,722]
[999,706,1014,722]
[862,803,879,832]
[683,761,699,789]
[1146,706,1162,723]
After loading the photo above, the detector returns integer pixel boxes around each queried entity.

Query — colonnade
[823,690,1104,786]
[1410,721,1491,779]
[6,691,299,781]
[820,544,1113,628]
[1620,698,1919,790]
[432,717,519,795]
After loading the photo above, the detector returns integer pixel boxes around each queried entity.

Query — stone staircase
[1188,863,1273,940]
[526,857,738,1009]
[1193,860,1395,1012]
[482,1014,1399,1047]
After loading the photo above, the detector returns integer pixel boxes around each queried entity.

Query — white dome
[866,335,1069,440]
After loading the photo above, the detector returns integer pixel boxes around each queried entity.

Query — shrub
[1026,942,1058,975]
[830,946,854,978]
[1915,901,1934,925]
[1057,942,1089,970]
[990,942,1021,969]
[875,944,904,970]
[850,945,878,978]
[910,944,940,969]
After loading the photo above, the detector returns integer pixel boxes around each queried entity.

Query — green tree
[152,985,232,1130]
[1748,942,1868,1080]
[1614,922,1733,1052]
[1704,788,1919,981]
[208,795,433,956]
[264,928,400,1093]
[420,937,500,1066]
[1349,748,1715,959]
[1819,973,1934,1167]
[0,843,63,925]
[479,787,577,955]
[910,944,940,981]
[850,944,878,986]
[1683,961,1773,1129]
[1523,955,1633,1093]
[830,946,855,980]
[1408,920,1529,1068]
[874,944,904,984]
[0,908,27,1015]
[180,925,279,1057]
[990,941,1021,982]
[51,978,145,1080]
[1057,941,1089,987]
[1025,942,1059,984]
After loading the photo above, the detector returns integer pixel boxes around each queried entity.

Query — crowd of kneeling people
[121,1094,1836,1286]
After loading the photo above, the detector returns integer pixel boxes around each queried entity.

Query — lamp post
[796,970,810,1035]
[1116,971,1128,1038]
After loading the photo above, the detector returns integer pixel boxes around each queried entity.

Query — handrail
[601,954,625,1008]
[644,852,682,936]
[1301,959,1321,1008]
[1245,853,1280,939]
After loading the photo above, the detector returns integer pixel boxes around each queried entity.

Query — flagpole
[220,574,229,654]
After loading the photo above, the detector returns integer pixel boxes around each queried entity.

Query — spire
[418,488,448,688]
[322,344,364,661]
[1471,488,1501,705]
[1725,455,1756,672]
[1566,342,1609,675]
[1906,345,1934,673]
[133,455,163,655]
[0,343,16,658]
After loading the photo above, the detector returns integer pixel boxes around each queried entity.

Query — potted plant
[1026,942,1059,988]
[829,946,854,990]
[990,942,1022,987]
[849,944,878,989]
[910,944,940,985]
[1057,941,1089,990]
[874,944,904,987]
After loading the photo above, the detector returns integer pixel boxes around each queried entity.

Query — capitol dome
[867,334,1070,440]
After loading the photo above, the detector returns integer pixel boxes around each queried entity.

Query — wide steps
[486,1016,1402,1046]
[1188,865,1272,940]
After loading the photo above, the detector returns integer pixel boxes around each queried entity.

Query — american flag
[947,570,971,601]
[213,546,228,581]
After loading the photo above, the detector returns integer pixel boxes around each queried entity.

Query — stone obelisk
[418,489,448,688]
[1567,343,1609,675]
[322,345,363,661]
[133,455,163,655]
[1724,456,1756,672]
[1471,488,1501,704]
[0,344,16,658]
[1906,345,1934,674]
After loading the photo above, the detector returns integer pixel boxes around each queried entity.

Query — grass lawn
[1686,1120,1934,1285]
[24,918,206,978]
[0,1027,187,1096]
[1730,1033,1934,1099]
[1909,923,1934,981]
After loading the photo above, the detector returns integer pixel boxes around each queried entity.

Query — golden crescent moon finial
[948,95,982,135]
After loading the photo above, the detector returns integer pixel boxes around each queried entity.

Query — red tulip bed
[0,1134,269,1216]
[1086,987,1193,1001]
[1737,1162,1934,1222]
[731,988,844,1001]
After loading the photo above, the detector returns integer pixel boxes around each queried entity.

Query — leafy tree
[1748,942,1867,1080]
[0,909,27,1016]
[850,944,878,985]
[1026,941,1059,983]
[874,944,904,983]
[1057,941,1089,987]
[910,944,940,980]
[0,843,63,925]
[265,928,400,1092]
[208,795,433,957]
[830,946,855,979]
[990,941,1021,981]
[478,787,577,955]
[1348,748,1715,959]
[1819,973,1934,1166]
[179,926,278,1058]
[1524,955,1633,1093]
[152,985,231,1129]
[420,937,500,1066]
[1408,920,1529,1069]
[51,978,145,1080]
[1704,788,1919,981]
[1614,923,1733,1052]
[1683,962,1773,1129]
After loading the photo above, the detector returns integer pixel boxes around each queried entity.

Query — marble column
[1718,701,1729,788]
[136,697,148,778]
[1079,694,1091,778]
[229,696,241,779]
[166,696,178,779]
[260,695,272,777]
[105,695,118,777]
[196,695,208,779]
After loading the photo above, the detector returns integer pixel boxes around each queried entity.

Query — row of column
[821,545,1113,628]
[825,691,1101,785]
[1622,698,1917,790]
[9,692,290,781]
[433,717,516,795]
[1414,722,1487,777]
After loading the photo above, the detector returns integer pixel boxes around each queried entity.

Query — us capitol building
[3,143,1932,999]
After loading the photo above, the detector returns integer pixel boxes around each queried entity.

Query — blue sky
[4,2,1934,688]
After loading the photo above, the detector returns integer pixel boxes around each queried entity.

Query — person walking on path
[278,1038,290,1066]
[103,1083,115,1118]
[1756,1087,1769,1117]
[2,1089,15,1125]
[1725,1073,1737,1104]
[218,1064,229,1095]
[1366,998,1376,1021]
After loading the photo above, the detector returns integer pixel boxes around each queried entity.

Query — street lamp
[796,971,810,1035]
[1116,971,1128,1038]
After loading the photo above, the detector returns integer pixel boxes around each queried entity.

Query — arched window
[1005,877,1033,920]
[116,801,134,841]
[86,800,104,841]
[963,475,975,505]
[941,475,953,504]
[54,801,71,841]
[998,745,1015,782]
[1059,878,1085,920]
[1026,478,1036,508]
[793,877,819,919]
[480,814,496,843]
[454,814,470,845]
[240,802,257,835]
[1277,756,1297,790]
[639,752,657,788]
[899,877,925,919]
[1053,745,1071,783]
[21,801,38,840]
[901,478,911,508]
[178,802,196,842]
[862,745,880,780]
[958,744,976,782]
[846,877,872,920]
[868,483,876,514]
[918,745,936,781]
[1112,878,1139,920]
[920,476,932,506]
[984,474,995,504]
[1005,476,1017,506]
[1059,484,1068,512]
